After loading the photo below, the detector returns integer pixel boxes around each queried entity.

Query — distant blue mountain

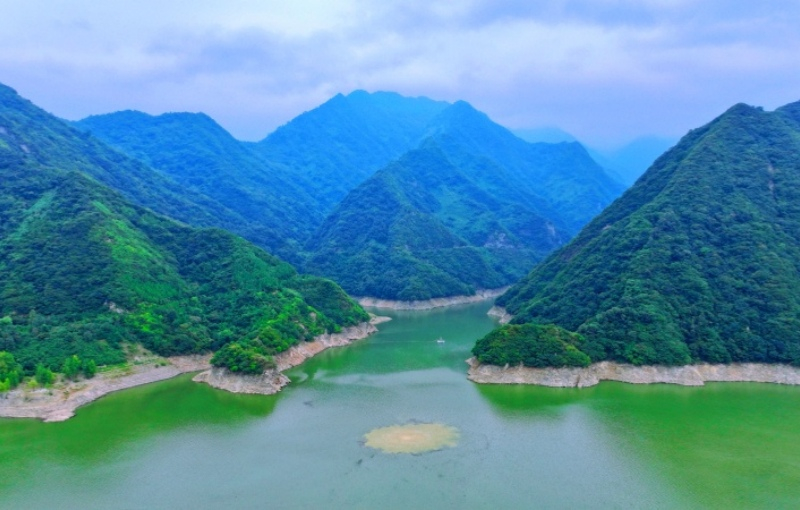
[588,136,678,186]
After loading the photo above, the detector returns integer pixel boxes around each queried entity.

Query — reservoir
[1,301,799,508]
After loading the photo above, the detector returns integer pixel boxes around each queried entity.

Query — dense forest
[302,100,622,300]
[79,90,623,301]
[0,84,368,388]
[306,144,570,300]
[474,100,800,368]
[75,111,321,264]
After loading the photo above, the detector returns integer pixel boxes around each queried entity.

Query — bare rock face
[466,358,800,387]
[486,306,512,324]
[193,368,290,395]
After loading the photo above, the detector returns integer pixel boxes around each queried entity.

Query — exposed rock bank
[358,287,509,310]
[487,306,513,324]
[0,354,212,423]
[0,317,389,422]
[467,358,800,387]
[193,318,386,394]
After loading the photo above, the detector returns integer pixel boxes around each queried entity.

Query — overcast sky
[1,0,799,147]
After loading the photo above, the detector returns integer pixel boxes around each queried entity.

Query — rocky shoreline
[466,358,800,387]
[0,317,389,422]
[193,318,388,394]
[0,354,212,422]
[486,305,513,324]
[358,287,509,310]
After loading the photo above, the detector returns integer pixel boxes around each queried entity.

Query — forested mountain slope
[75,111,321,262]
[0,84,313,262]
[474,100,800,368]
[305,143,571,300]
[0,84,367,379]
[302,99,623,301]
[254,90,450,213]
[426,101,624,232]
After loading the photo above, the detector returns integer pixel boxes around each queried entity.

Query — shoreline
[0,354,212,423]
[466,358,800,387]
[486,305,513,324]
[358,287,508,311]
[0,316,389,423]
[193,316,389,394]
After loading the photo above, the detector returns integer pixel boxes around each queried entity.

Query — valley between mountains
[4,81,800,416]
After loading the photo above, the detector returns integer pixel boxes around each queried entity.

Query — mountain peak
[487,99,800,368]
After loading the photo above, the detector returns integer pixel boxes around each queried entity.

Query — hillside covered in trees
[0,84,368,386]
[75,111,321,263]
[305,143,571,300]
[474,100,800,368]
[76,90,623,301]
[305,101,622,300]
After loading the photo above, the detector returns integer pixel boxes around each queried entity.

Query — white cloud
[0,0,798,144]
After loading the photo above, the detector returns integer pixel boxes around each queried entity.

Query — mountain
[513,127,577,144]
[75,111,320,262]
[305,143,569,300]
[253,90,450,213]
[0,83,368,376]
[588,136,677,187]
[302,99,624,300]
[0,84,317,264]
[474,100,800,368]
[425,101,624,232]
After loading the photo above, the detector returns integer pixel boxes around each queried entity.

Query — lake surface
[2,301,800,509]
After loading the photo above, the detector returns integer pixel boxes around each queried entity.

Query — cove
[1,301,799,508]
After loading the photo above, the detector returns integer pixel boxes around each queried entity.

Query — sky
[1,0,799,148]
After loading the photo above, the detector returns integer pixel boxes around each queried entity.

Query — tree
[0,351,22,390]
[35,364,55,387]
[62,355,82,380]
[83,359,97,379]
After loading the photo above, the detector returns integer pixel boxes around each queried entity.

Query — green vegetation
[255,90,451,213]
[0,351,23,391]
[75,111,320,263]
[301,98,622,301]
[69,89,620,302]
[472,324,590,368]
[305,145,569,300]
[485,100,800,367]
[0,83,312,266]
[0,83,369,379]
[35,364,54,386]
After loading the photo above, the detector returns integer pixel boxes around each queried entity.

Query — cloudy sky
[1,0,799,147]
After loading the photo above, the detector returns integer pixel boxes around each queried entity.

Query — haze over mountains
[77,89,623,300]
[476,99,800,368]
[515,127,677,187]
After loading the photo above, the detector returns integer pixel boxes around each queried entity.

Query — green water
[2,302,799,509]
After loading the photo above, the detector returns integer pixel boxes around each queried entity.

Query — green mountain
[74,111,319,263]
[0,84,368,377]
[0,85,275,245]
[427,101,624,232]
[303,100,623,301]
[254,90,450,213]
[475,100,800,368]
[305,142,572,300]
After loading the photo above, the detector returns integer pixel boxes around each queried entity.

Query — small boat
[436,337,445,344]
